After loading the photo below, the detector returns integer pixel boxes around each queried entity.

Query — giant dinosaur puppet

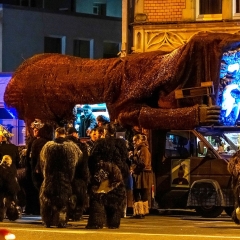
[4,32,240,129]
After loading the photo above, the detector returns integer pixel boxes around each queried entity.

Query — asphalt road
[1,211,240,240]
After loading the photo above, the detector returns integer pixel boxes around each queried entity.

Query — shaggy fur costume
[87,136,129,229]
[228,151,240,224]
[89,136,129,181]
[66,135,89,221]
[0,161,20,221]
[86,161,126,229]
[39,137,82,228]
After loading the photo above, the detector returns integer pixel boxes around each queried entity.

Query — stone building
[124,0,240,54]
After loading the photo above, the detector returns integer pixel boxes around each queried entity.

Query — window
[103,42,121,58]
[200,0,222,14]
[233,0,240,19]
[196,0,222,21]
[165,132,191,158]
[93,3,106,16]
[237,0,240,12]
[44,36,66,54]
[73,39,93,58]
[18,0,37,7]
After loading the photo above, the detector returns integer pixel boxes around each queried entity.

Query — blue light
[219,52,240,125]
[228,63,239,73]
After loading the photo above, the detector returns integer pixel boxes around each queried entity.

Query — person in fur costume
[39,127,83,228]
[66,127,89,221]
[0,155,21,221]
[86,160,126,229]
[87,123,129,229]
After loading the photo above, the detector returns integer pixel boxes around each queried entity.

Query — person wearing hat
[96,115,110,127]
[79,105,97,138]
[67,127,79,139]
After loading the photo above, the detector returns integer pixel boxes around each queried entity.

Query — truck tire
[195,206,223,218]
[224,207,234,217]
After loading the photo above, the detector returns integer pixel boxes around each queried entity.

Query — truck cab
[155,126,239,217]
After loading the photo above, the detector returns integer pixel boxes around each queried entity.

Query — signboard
[171,159,190,188]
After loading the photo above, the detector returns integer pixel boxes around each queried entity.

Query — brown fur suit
[228,151,240,224]
[39,138,82,228]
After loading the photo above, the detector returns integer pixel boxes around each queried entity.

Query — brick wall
[144,0,186,22]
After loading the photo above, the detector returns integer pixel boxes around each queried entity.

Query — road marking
[8,228,240,238]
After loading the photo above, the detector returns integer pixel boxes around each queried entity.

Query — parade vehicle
[4,33,240,219]
[153,80,240,218]
[154,125,238,218]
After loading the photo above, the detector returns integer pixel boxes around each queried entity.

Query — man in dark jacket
[79,105,97,137]
[0,131,20,169]
[0,127,21,221]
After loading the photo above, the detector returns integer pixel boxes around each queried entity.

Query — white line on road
[8,227,240,239]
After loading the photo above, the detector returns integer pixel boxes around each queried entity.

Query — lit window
[196,0,222,21]
[233,0,240,19]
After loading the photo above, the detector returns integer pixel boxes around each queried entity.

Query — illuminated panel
[0,73,17,119]
[219,49,240,126]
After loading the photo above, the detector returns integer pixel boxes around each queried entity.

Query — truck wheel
[224,207,234,217]
[195,206,223,218]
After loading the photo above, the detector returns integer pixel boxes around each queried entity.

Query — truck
[153,126,237,218]
[150,76,238,218]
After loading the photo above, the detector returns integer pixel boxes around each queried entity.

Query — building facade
[130,0,240,53]
[0,1,122,145]
[0,1,122,72]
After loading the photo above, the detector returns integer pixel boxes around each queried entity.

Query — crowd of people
[0,105,154,228]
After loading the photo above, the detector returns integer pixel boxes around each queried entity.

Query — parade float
[4,32,240,217]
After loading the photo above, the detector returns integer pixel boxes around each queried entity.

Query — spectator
[130,134,153,219]
[95,127,104,139]
[23,119,43,215]
[31,123,54,191]
[96,115,110,127]
[79,105,97,137]
[85,128,97,155]
[0,154,21,221]
[0,126,20,168]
